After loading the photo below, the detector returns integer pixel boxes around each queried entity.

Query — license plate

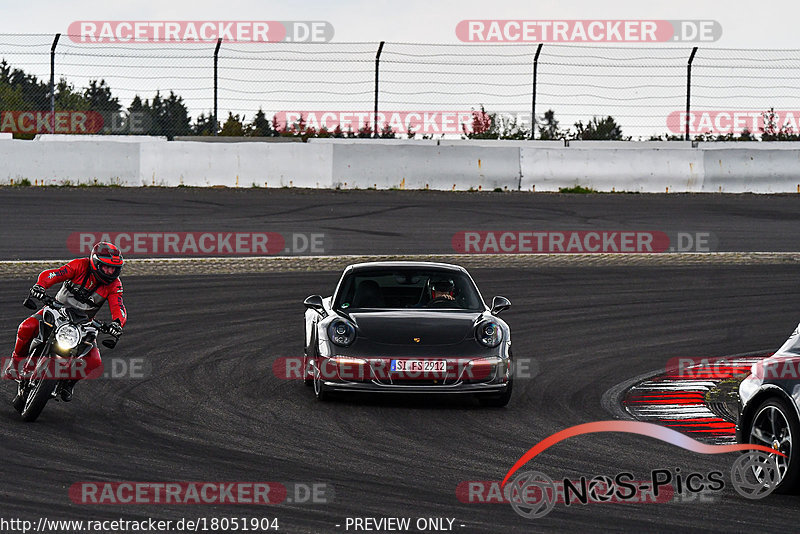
[391,359,447,372]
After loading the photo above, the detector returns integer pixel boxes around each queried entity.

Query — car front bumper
[321,380,511,394]
[313,354,512,394]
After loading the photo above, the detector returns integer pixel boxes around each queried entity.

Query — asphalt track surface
[3,264,800,533]
[2,188,800,258]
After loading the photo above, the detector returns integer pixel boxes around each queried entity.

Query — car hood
[347,310,483,346]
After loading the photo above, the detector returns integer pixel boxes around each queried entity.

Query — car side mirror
[491,296,511,315]
[304,295,327,317]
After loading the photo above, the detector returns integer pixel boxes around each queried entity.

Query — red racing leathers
[11,258,127,379]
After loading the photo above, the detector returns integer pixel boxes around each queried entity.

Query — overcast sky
[0,0,796,47]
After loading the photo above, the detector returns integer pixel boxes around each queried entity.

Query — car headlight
[328,319,356,347]
[476,320,503,348]
[55,324,81,351]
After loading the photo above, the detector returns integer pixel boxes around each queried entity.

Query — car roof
[345,261,468,273]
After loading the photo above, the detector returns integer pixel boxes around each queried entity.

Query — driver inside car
[2,242,127,402]
[428,278,457,305]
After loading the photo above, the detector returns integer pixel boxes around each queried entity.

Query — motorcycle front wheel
[20,377,58,422]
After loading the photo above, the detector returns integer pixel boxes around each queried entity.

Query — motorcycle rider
[3,242,127,402]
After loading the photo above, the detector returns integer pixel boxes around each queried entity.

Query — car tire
[479,378,513,408]
[302,350,313,387]
[313,357,331,402]
[303,357,313,386]
[748,397,800,493]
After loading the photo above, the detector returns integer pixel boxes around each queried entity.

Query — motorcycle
[7,292,119,422]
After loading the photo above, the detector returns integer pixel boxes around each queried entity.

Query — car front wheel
[748,397,800,493]
[478,378,513,408]
[313,357,331,401]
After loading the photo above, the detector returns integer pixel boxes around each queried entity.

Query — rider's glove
[30,284,46,300]
[106,320,123,337]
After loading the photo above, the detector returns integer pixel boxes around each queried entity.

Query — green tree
[127,95,153,135]
[761,108,800,141]
[462,105,530,140]
[55,79,90,112]
[571,116,625,140]
[0,61,29,111]
[355,124,374,138]
[84,79,121,134]
[378,122,396,139]
[149,91,191,139]
[247,108,276,136]
[191,112,216,136]
[84,79,120,113]
[648,133,685,141]
[537,109,564,140]
[0,60,48,110]
[220,112,245,136]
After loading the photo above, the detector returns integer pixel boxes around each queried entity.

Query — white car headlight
[55,324,81,351]
[328,319,357,347]
[476,321,503,348]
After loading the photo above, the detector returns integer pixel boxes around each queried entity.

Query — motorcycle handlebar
[24,292,120,346]
[24,293,58,310]
[24,292,59,309]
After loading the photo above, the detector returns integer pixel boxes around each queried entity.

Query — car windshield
[334,268,484,311]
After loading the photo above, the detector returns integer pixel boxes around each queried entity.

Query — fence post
[49,33,61,134]
[373,41,385,138]
[685,46,698,141]
[530,43,543,140]
[213,38,222,135]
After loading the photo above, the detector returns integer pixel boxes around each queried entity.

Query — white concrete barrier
[568,140,694,149]
[0,139,139,185]
[702,149,800,193]
[1,135,800,193]
[520,148,704,192]
[438,140,564,148]
[34,134,168,143]
[698,141,800,150]
[331,144,521,190]
[138,141,333,188]
[309,138,439,146]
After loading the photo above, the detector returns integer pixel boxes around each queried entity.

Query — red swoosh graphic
[501,420,785,487]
